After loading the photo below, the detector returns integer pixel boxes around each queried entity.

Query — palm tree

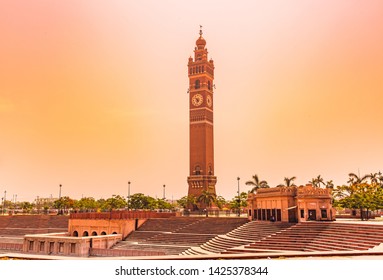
[197,190,216,217]
[368,173,379,184]
[348,172,369,185]
[378,171,383,187]
[246,174,269,193]
[277,176,297,187]
[310,175,325,188]
[309,178,318,188]
[325,180,334,189]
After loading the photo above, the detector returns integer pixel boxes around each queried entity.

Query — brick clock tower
[187,27,217,209]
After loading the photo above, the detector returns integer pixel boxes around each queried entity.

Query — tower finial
[199,25,203,36]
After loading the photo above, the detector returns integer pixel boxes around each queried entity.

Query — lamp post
[58,184,62,215]
[163,185,166,200]
[36,196,39,214]
[3,190,6,215]
[14,194,17,214]
[1,190,5,215]
[237,177,240,217]
[127,181,131,211]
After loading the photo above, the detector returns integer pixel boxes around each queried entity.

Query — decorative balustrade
[69,211,176,220]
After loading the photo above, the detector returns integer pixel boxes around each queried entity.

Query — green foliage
[129,193,156,210]
[53,196,75,213]
[229,192,248,210]
[155,198,173,210]
[246,174,269,193]
[20,202,33,213]
[197,190,216,216]
[104,195,127,211]
[333,171,383,220]
[197,190,216,207]
[215,195,227,210]
[74,197,99,212]
[177,195,197,209]
[309,175,326,188]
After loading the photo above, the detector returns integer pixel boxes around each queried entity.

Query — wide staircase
[0,215,69,237]
[224,222,383,254]
[112,217,248,255]
[182,221,293,255]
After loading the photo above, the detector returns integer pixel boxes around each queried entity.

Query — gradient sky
[1,0,383,202]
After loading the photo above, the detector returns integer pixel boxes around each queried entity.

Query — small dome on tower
[196,25,206,49]
[196,36,206,49]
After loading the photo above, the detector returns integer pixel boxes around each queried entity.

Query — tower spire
[199,25,203,36]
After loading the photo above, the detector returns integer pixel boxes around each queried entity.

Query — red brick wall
[0,243,23,251]
[90,248,165,257]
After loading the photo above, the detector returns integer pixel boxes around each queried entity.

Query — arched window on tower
[208,81,211,90]
[195,80,200,89]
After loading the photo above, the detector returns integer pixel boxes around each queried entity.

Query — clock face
[192,93,203,107]
[206,95,212,107]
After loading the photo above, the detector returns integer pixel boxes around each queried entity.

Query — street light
[3,190,7,215]
[58,184,62,215]
[1,196,4,216]
[163,185,166,200]
[127,181,131,211]
[237,177,240,217]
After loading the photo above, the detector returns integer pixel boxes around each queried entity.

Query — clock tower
[187,27,217,209]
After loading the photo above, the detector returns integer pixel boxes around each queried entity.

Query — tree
[129,193,156,210]
[347,172,369,185]
[277,176,296,187]
[229,192,248,214]
[20,202,33,214]
[369,173,378,184]
[215,196,227,210]
[105,195,127,211]
[155,198,172,210]
[333,172,383,220]
[74,197,98,212]
[197,190,216,216]
[246,174,269,193]
[177,195,197,210]
[309,175,325,188]
[378,171,383,187]
[53,196,74,214]
[335,183,383,220]
[325,180,334,189]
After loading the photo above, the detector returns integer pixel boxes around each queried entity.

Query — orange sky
[1,1,383,202]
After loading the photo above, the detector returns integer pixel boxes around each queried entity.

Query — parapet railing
[69,211,176,220]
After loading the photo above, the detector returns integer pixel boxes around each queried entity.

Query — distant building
[246,184,335,222]
[35,197,57,205]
